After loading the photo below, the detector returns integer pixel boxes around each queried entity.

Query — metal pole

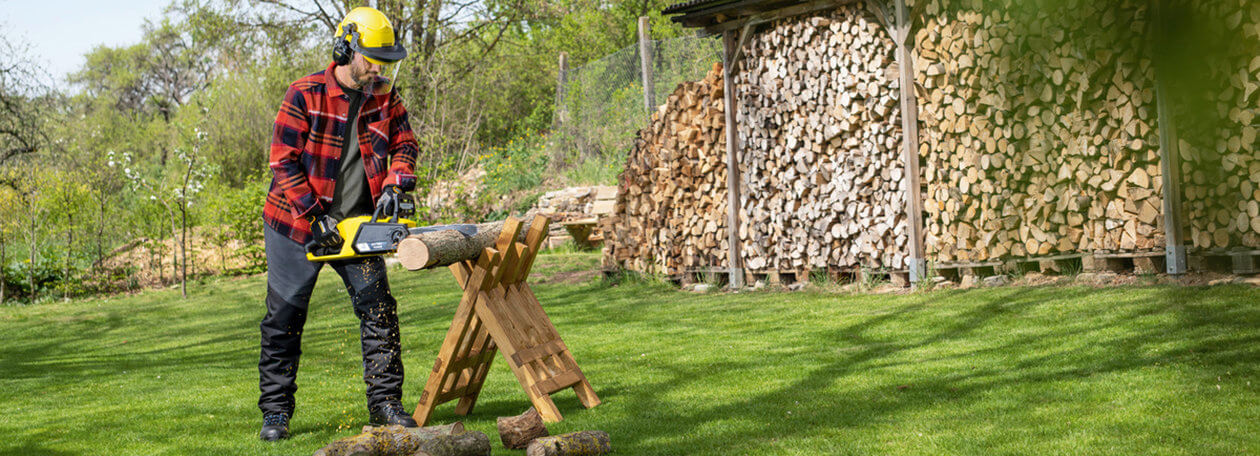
[638,17,656,114]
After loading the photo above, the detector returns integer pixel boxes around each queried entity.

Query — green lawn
[3,252,1259,455]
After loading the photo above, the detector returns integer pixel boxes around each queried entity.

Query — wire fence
[551,34,723,166]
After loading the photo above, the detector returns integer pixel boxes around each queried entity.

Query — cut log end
[397,237,432,270]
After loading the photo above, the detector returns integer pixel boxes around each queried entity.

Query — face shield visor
[346,26,407,94]
[362,55,402,95]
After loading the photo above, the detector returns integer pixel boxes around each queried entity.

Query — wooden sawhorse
[412,216,600,425]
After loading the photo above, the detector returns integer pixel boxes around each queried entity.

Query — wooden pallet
[744,268,811,286]
[412,216,600,425]
[931,261,1004,282]
[674,268,730,286]
[1189,249,1260,274]
[1087,250,1166,274]
[744,267,910,288]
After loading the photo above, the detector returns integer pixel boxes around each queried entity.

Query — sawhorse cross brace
[412,215,600,425]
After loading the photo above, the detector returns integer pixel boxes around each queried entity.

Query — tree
[41,168,88,300]
[115,132,209,299]
[0,165,48,303]
[0,40,50,170]
[0,186,20,303]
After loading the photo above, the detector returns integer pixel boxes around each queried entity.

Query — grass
[3,252,1260,455]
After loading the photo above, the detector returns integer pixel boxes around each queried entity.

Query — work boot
[368,401,418,427]
[259,412,291,441]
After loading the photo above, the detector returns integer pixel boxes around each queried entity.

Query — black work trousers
[258,225,405,416]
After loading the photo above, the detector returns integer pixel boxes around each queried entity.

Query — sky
[1,0,171,86]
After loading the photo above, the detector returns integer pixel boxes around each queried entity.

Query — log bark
[360,422,466,440]
[497,408,549,449]
[313,425,419,456]
[312,424,480,456]
[524,431,611,456]
[397,221,530,270]
[414,431,491,456]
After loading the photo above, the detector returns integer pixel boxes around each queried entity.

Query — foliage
[562,150,622,186]
[198,178,268,274]
[478,130,551,198]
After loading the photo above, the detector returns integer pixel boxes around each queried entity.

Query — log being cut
[396,220,529,270]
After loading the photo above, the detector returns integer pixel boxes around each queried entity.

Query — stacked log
[1170,0,1260,249]
[733,5,909,271]
[606,63,729,276]
[914,0,1166,262]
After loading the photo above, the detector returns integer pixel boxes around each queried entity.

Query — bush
[199,178,267,272]
[2,252,72,304]
[479,130,550,197]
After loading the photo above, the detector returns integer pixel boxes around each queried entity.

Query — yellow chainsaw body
[305,215,417,262]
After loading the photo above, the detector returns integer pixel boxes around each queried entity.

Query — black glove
[375,184,403,218]
[307,214,344,251]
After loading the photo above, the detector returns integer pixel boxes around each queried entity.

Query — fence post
[722,30,745,290]
[555,52,569,122]
[638,17,656,114]
[1151,0,1187,274]
[894,0,927,284]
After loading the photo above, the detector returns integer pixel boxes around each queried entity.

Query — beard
[350,63,375,88]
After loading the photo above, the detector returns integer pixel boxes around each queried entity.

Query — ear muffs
[332,23,357,66]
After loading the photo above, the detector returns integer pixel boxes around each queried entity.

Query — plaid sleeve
[269,85,325,217]
[384,89,418,192]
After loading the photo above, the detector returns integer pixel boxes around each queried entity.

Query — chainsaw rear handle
[371,188,415,223]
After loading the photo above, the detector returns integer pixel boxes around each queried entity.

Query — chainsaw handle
[370,191,402,223]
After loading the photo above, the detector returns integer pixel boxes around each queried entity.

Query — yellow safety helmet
[333,7,407,66]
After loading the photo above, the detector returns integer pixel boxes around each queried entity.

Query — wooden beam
[721,30,745,289]
[728,22,754,71]
[893,0,926,283]
[1151,0,1187,274]
[702,0,857,35]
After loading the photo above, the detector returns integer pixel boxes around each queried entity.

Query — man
[258,6,419,441]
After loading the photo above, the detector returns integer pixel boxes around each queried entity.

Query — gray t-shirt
[329,84,373,221]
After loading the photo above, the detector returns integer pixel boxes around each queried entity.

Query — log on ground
[312,424,478,456]
[497,408,549,449]
[414,430,491,456]
[360,422,466,441]
[525,430,611,456]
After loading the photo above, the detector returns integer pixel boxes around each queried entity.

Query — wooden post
[638,16,656,114]
[893,0,927,284]
[721,30,745,289]
[555,52,569,125]
[1150,0,1187,274]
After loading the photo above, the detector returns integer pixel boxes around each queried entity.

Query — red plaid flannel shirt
[264,62,419,244]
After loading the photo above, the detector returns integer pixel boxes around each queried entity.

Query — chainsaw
[305,193,478,262]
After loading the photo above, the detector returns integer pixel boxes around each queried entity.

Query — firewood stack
[914,0,1166,263]
[733,5,909,272]
[1170,0,1260,249]
[605,63,730,276]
